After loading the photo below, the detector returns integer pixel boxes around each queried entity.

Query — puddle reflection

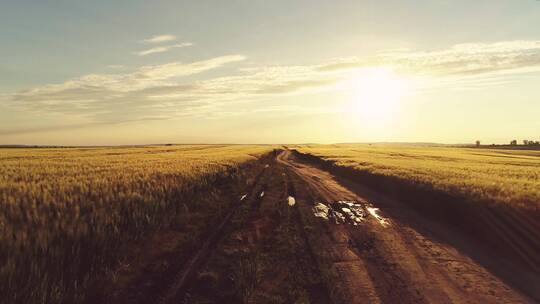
[312,201,390,227]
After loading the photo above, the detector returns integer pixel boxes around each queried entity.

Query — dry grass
[295,144,540,210]
[0,145,272,303]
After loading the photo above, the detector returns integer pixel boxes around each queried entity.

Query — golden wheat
[296,144,540,209]
[0,145,272,303]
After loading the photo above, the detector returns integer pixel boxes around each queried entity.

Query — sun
[346,67,407,126]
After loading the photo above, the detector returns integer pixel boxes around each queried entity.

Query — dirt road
[277,149,535,304]
[104,149,537,303]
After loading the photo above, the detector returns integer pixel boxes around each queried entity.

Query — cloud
[140,34,177,44]
[319,40,540,76]
[7,55,246,123]
[135,42,193,56]
[107,65,125,69]
[5,55,342,126]
[13,55,245,97]
[6,40,540,131]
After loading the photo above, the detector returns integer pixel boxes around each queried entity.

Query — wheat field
[296,144,540,210]
[0,145,272,303]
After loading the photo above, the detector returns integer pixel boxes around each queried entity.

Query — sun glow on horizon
[345,67,409,127]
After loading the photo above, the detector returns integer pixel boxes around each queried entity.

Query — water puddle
[311,202,346,224]
[311,201,390,227]
[367,207,390,227]
[333,201,366,225]
[287,196,296,206]
[313,203,330,220]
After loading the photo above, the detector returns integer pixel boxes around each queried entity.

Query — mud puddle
[312,200,390,227]
[367,207,391,227]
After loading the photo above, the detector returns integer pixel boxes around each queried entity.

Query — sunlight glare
[347,67,408,126]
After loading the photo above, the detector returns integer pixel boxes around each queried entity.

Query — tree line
[510,140,540,146]
[475,140,540,146]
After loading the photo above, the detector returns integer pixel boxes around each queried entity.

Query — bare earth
[101,149,537,303]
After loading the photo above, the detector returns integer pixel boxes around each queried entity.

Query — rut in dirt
[172,159,331,303]
[159,166,271,303]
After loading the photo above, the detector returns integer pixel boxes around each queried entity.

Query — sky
[1,0,540,145]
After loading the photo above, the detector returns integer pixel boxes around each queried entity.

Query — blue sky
[1,0,540,145]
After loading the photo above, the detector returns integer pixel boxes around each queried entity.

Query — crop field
[295,144,540,210]
[2,144,539,303]
[0,145,272,303]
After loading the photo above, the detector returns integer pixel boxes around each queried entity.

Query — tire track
[160,163,272,304]
[174,159,331,303]
[278,151,382,304]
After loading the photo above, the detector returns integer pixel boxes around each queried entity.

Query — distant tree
[510,140,517,146]
[475,140,481,147]
[523,140,538,146]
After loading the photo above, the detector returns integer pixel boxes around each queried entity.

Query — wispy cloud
[135,42,193,56]
[6,40,540,131]
[5,54,339,125]
[7,55,246,123]
[319,40,540,76]
[12,55,245,96]
[140,34,177,44]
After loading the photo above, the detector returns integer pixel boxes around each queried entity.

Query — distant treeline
[475,139,540,147]
[512,139,540,146]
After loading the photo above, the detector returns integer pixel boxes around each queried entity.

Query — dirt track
[277,149,535,304]
[104,149,537,303]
